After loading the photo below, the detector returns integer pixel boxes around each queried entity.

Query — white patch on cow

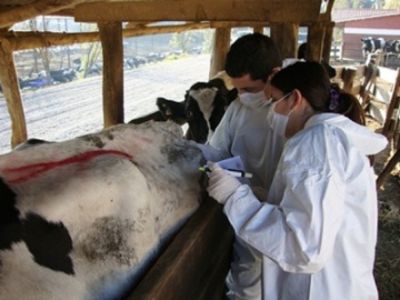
[0,121,204,300]
[189,87,218,140]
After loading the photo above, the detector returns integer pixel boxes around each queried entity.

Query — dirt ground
[368,118,400,300]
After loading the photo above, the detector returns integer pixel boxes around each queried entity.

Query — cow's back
[0,121,203,300]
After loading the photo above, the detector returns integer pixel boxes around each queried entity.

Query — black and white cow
[384,39,400,54]
[0,121,204,300]
[130,78,238,144]
[361,37,386,57]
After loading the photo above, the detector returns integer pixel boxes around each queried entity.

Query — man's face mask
[239,90,271,109]
[266,92,293,138]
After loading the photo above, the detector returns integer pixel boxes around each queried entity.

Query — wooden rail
[126,197,234,300]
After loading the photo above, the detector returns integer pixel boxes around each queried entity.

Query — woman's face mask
[266,92,293,138]
[239,90,272,109]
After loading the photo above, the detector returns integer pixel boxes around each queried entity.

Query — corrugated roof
[333,8,400,23]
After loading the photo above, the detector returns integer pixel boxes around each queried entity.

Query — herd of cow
[361,37,400,58]
[0,76,236,299]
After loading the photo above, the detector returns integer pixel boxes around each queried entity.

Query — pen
[198,166,253,178]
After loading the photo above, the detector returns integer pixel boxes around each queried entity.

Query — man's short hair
[225,33,282,82]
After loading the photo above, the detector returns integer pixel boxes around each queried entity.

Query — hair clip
[329,88,340,111]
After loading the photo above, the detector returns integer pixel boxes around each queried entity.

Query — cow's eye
[186,111,193,119]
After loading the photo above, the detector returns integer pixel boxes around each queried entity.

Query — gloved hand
[207,162,242,204]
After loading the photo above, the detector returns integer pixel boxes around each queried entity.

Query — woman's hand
[207,163,242,204]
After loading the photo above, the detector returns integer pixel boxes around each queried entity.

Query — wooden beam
[75,1,321,23]
[306,22,325,61]
[382,69,400,137]
[5,23,211,51]
[0,0,86,29]
[98,22,124,127]
[322,22,334,63]
[48,8,75,17]
[209,27,231,78]
[5,31,99,51]
[270,23,299,59]
[253,25,265,34]
[127,198,233,299]
[210,21,267,28]
[0,38,27,147]
[376,149,400,188]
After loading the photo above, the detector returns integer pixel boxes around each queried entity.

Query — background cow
[130,78,238,143]
[361,37,386,58]
[0,121,204,300]
[384,39,400,54]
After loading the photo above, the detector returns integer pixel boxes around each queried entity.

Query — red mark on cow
[2,150,132,184]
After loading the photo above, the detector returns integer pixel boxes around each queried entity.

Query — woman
[207,61,387,300]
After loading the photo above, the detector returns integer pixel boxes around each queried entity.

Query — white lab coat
[201,97,286,299]
[223,113,387,300]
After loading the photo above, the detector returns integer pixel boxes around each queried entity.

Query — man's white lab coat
[208,98,285,197]
[223,113,387,300]
[202,97,286,299]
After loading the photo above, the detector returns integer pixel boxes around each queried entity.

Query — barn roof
[332,8,400,24]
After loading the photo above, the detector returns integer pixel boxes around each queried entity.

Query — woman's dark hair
[270,61,365,125]
[225,33,282,82]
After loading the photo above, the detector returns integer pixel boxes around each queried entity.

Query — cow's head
[156,97,187,125]
[156,79,237,143]
[361,37,372,53]
[184,78,237,143]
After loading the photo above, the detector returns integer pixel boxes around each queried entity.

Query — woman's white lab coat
[223,113,387,300]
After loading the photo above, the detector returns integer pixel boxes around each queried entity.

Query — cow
[128,97,188,126]
[129,77,238,143]
[0,121,204,300]
[361,37,385,58]
[384,39,400,54]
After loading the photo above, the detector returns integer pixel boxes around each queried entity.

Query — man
[200,33,284,299]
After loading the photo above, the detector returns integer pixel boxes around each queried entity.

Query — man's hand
[207,163,242,204]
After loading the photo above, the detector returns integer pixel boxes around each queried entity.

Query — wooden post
[377,149,400,188]
[322,22,334,63]
[209,27,231,78]
[253,25,264,34]
[0,37,27,147]
[306,22,325,61]
[270,23,298,59]
[98,22,124,127]
[382,69,400,137]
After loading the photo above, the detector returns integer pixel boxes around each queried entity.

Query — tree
[29,17,51,82]
[333,0,387,8]
[384,0,400,9]
[79,42,102,78]
[169,31,198,53]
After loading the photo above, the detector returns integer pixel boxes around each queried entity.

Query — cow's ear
[208,78,226,90]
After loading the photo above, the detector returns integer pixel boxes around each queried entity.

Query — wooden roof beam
[75,1,321,24]
[210,21,267,28]
[0,0,87,29]
[3,22,211,51]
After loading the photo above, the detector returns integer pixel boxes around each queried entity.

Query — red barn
[333,9,400,60]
